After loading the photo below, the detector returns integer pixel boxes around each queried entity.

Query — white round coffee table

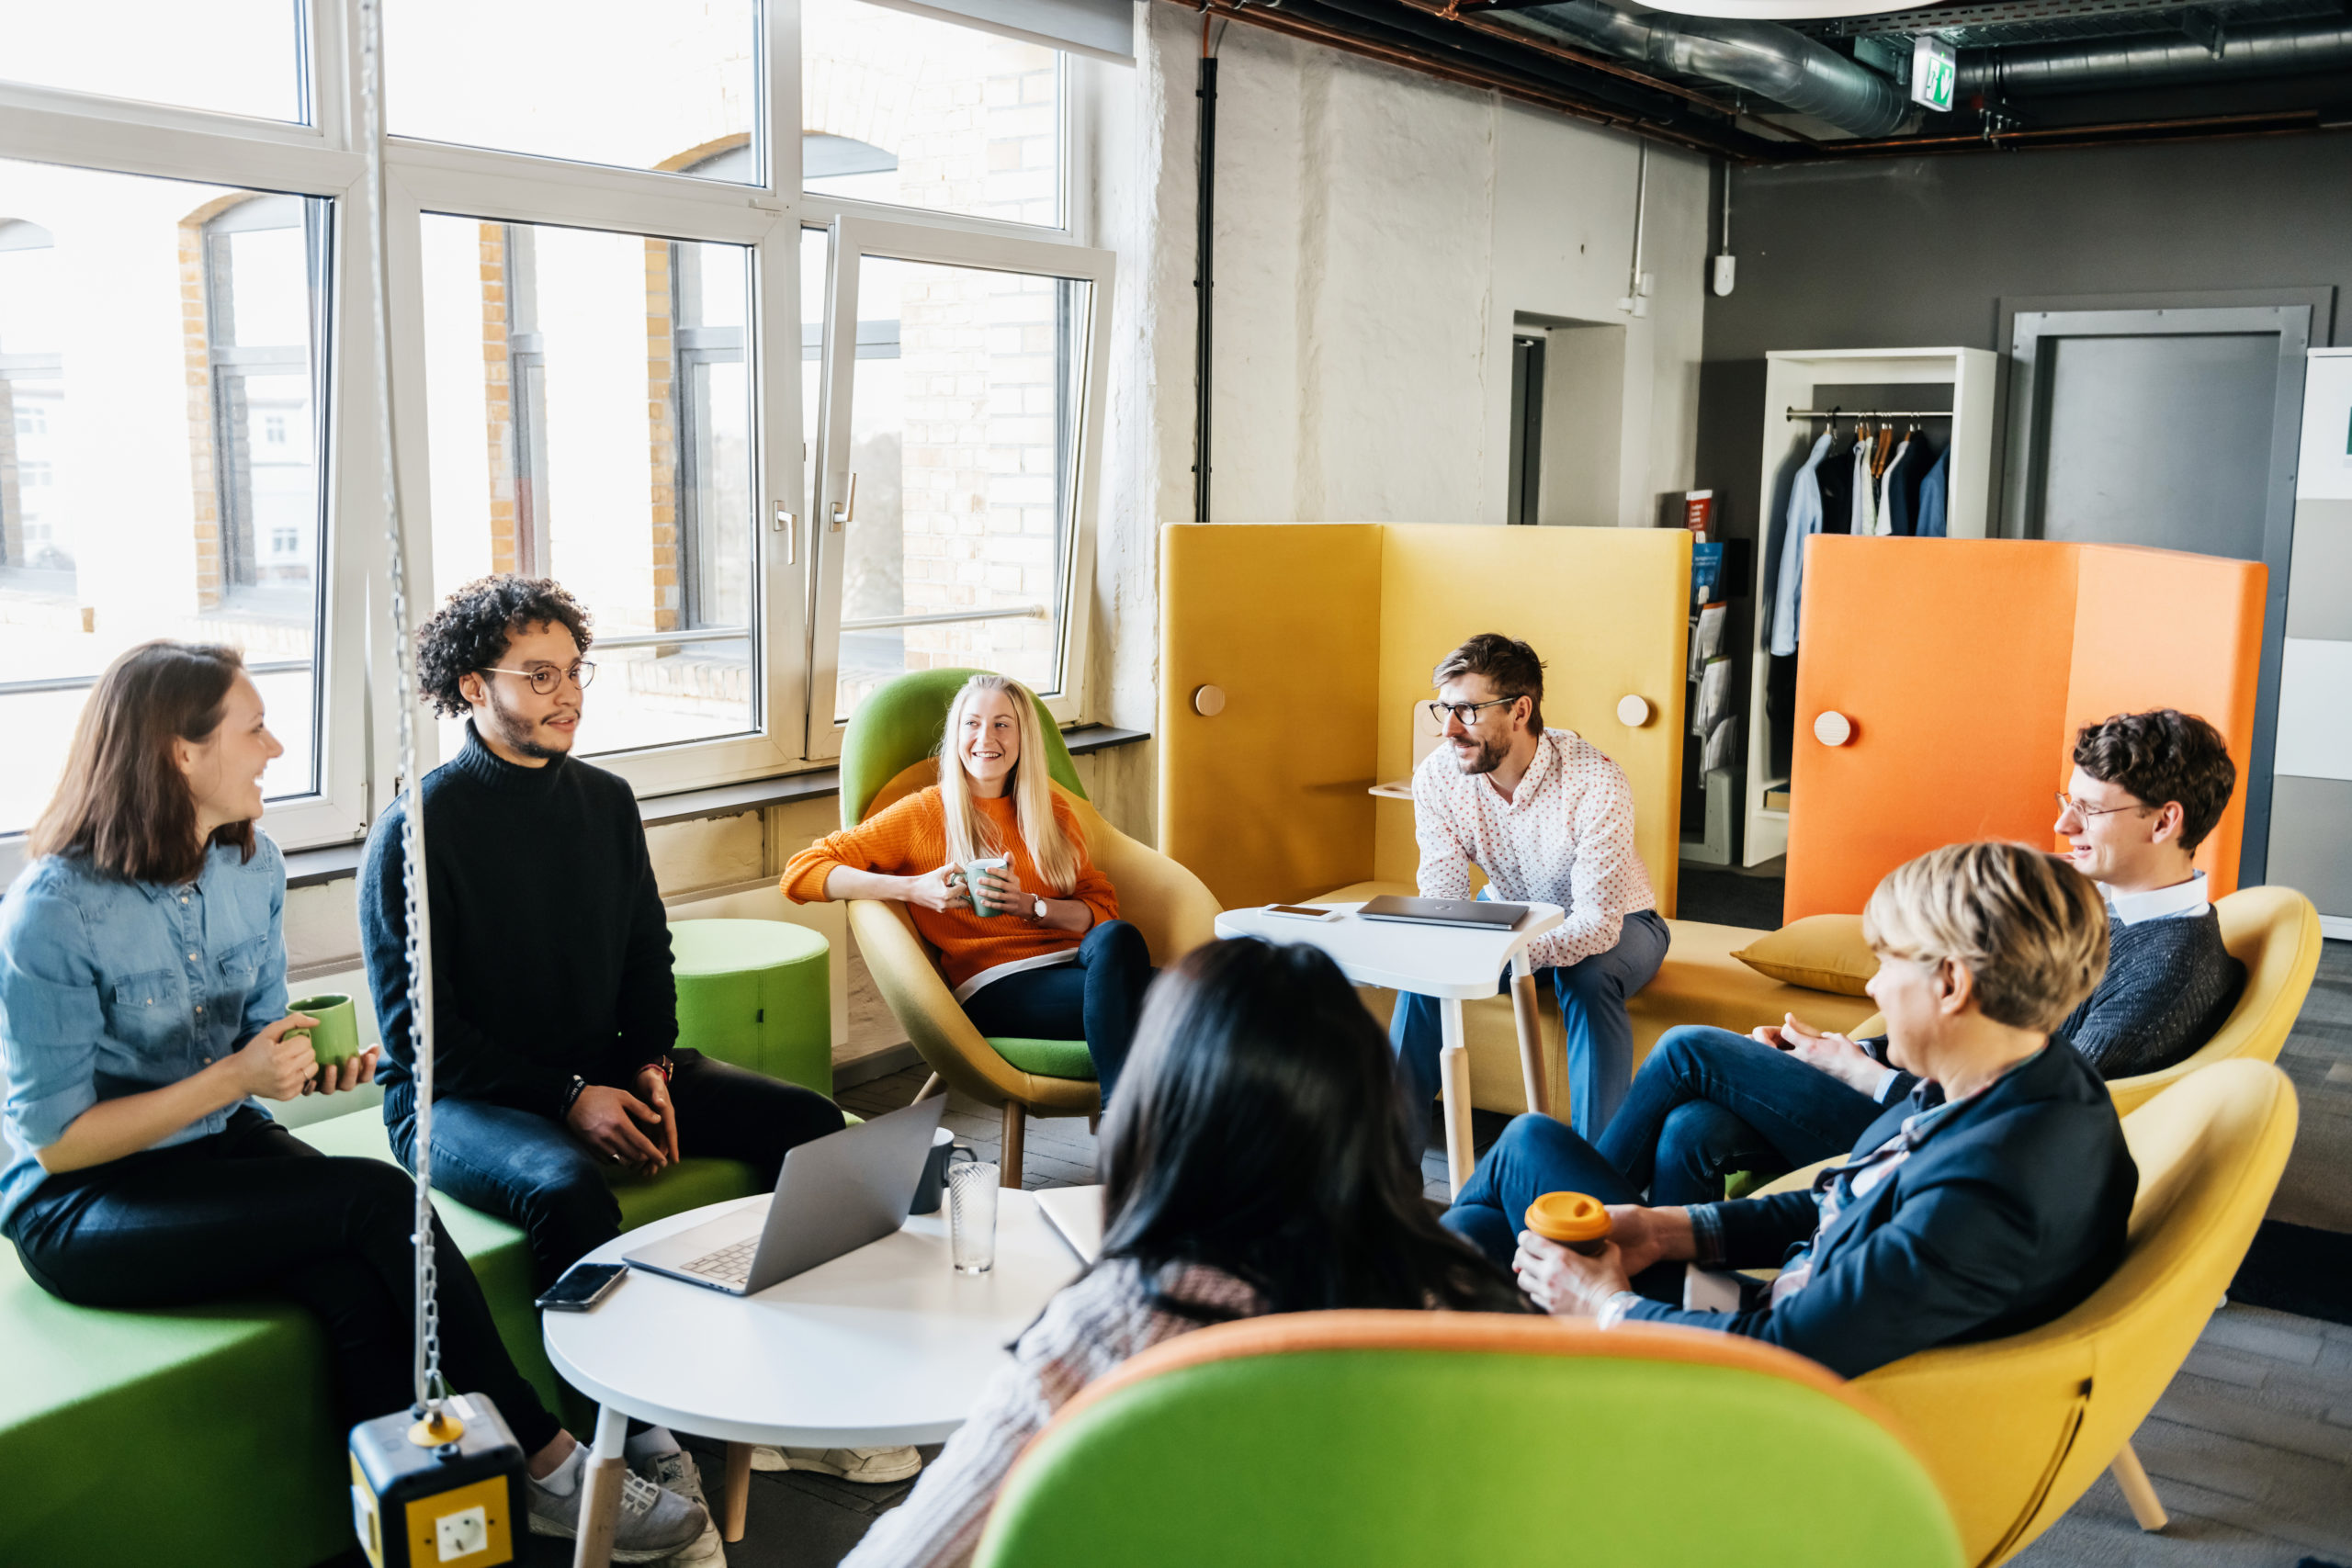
[545,1190,1082,1567]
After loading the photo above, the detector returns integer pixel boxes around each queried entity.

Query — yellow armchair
[836,671,1221,1185]
[1754,1060,2300,1565]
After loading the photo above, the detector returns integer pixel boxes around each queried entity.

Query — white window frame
[800,208,1112,758]
[0,0,1114,879]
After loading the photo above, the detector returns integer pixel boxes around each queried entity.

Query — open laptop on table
[1357,894,1528,931]
[625,1097,947,1296]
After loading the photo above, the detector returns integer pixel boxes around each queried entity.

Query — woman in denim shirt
[0,642,706,1556]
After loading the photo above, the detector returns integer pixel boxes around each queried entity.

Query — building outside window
[0,0,1118,865]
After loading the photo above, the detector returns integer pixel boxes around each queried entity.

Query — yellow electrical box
[349,1393,525,1568]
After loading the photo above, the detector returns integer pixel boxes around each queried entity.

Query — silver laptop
[624,1097,947,1296]
[1357,894,1528,931]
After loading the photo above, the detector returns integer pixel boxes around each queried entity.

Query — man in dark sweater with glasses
[359,576,869,1540]
[1597,708,2246,1207]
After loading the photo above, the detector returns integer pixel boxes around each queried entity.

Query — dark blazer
[1625,1042,2137,1379]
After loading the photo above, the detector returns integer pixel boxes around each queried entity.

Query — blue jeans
[961,919,1156,1103]
[1440,1113,1685,1303]
[1595,1025,1883,1207]
[391,1050,843,1287]
[1389,908,1669,1142]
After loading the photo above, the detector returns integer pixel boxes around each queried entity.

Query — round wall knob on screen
[1813,710,1854,747]
[1193,684,1227,717]
[1615,694,1652,728]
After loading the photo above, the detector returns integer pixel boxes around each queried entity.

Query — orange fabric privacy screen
[1785,537,2265,920]
[1159,522,1691,912]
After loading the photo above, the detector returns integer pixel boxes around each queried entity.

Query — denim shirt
[0,837,288,1232]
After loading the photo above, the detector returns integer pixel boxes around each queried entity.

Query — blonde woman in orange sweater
[784,674,1158,1097]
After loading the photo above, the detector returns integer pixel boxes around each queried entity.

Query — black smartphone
[535,1261,627,1314]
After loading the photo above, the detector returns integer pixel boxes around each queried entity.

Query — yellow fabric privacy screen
[1159,522,1691,914]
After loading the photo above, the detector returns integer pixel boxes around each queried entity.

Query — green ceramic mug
[286,993,362,1068]
[960,856,1012,918]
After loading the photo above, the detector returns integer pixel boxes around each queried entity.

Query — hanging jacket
[1768,432,1834,658]
[1849,438,1877,537]
[1916,451,1951,538]
[1877,436,1912,536]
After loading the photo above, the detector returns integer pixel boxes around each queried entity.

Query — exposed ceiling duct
[1506,0,1912,137]
[1955,16,2352,96]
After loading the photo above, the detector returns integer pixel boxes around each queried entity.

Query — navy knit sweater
[358,723,675,1124]
[2057,908,2245,1080]
[1873,906,2244,1099]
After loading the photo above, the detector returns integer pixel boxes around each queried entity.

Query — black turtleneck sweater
[359,722,674,1123]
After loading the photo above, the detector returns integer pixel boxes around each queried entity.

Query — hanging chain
[356,0,447,1417]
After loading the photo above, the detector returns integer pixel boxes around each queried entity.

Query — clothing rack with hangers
[1784,408,1955,421]
[1737,348,2002,870]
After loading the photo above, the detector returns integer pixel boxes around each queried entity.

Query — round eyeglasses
[2053,791,2147,821]
[484,660,596,696]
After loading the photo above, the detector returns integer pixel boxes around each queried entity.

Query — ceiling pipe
[1958,17,2352,96]
[1505,0,1911,138]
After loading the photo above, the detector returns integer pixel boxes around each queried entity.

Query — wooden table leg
[2110,1439,2168,1531]
[722,1440,753,1542]
[1439,998,1475,1197]
[572,1403,628,1568]
[1000,1101,1026,1188]
[1510,953,1549,1119]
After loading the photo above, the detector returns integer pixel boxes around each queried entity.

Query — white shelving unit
[1742,347,2000,867]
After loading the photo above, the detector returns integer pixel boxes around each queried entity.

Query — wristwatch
[1031,894,1050,921]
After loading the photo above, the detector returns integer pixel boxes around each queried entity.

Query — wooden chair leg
[2110,1439,2168,1532]
[915,1072,944,1102]
[1000,1100,1025,1187]
[722,1441,753,1542]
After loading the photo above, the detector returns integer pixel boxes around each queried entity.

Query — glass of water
[946,1151,1000,1275]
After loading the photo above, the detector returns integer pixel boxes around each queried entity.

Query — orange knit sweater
[782,786,1118,993]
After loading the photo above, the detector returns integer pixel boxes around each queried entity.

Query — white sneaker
[748,1444,922,1483]
[526,1451,710,1563]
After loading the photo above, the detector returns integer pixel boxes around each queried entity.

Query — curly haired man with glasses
[358,576,883,1543]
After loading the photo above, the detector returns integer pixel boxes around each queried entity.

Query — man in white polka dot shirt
[1390,634,1671,1141]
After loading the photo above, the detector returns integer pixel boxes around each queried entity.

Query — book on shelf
[1764,787,1792,812]
[1691,542,1724,610]
[1687,601,1727,681]
[1683,490,1715,540]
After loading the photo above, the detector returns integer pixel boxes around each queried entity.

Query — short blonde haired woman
[784,673,1157,1096]
[1444,840,2138,1379]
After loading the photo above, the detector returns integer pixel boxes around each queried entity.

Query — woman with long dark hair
[0,641,706,1558]
[841,937,1525,1568]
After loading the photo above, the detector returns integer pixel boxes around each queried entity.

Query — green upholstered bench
[672,918,832,1095]
[0,1106,762,1568]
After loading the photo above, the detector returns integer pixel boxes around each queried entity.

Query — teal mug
[961,856,1012,918]
[286,993,362,1068]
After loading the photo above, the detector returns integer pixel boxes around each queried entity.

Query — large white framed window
[0,0,1117,874]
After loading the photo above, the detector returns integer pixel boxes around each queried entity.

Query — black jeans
[5,1107,562,1453]
[1595,1026,1883,1206]
[960,919,1156,1102]
[392,1049,844,1289]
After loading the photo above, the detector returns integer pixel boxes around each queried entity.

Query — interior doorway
[2003,297,2321,886]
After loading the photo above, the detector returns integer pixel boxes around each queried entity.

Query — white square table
[1212,900,1565,1195]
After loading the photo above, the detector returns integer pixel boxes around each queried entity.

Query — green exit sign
[1912,37,1957,112]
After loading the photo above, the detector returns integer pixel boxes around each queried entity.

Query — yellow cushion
[1730,915,1878,997]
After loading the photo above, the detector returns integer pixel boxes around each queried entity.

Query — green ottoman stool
[670,919,833,1096]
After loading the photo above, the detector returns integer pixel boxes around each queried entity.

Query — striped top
[838,1259,1262,1568]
